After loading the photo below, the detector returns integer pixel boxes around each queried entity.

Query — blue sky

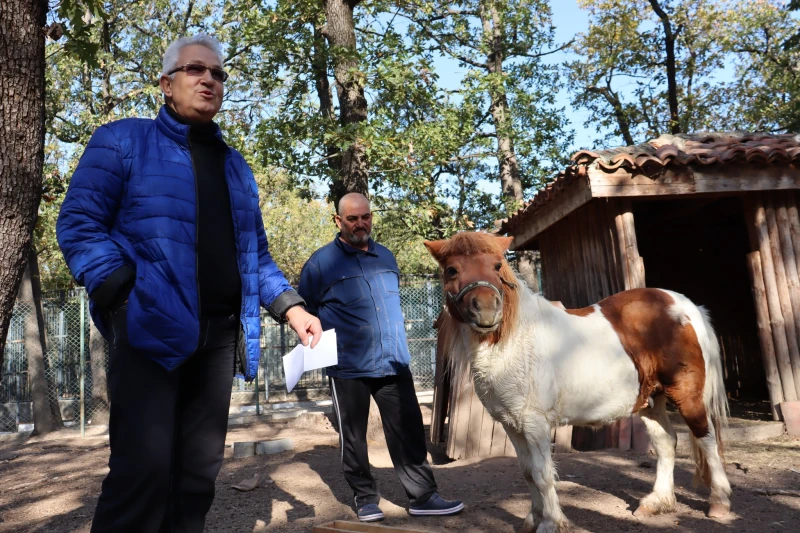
[550,1,594,150]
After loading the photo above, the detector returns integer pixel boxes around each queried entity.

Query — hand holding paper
[283,329,338,392]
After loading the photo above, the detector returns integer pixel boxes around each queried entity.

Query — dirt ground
[1,403,799,533]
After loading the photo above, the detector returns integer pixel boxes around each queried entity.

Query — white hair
[161,34,224,78]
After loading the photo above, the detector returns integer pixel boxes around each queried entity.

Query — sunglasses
[167,63,229,83]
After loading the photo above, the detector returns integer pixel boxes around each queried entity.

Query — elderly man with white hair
[56,34,322,532]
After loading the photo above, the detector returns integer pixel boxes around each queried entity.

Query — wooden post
[612,199,646,290]
[744,194,798,402]
[765,193,800,399]
[776,193,800,399]
[787,192,800,269]
[431,310,448,444]
[746,252,785,420]
[613,202,631,289]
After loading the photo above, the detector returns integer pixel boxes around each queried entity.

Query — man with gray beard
[298,193,464,522]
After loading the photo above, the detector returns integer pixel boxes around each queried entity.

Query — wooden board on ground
[312,520,432,533]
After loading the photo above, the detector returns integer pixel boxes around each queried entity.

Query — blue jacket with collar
[56,105,294,380]
[298,236,412,379]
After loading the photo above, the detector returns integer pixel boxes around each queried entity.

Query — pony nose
[470,293,501,311]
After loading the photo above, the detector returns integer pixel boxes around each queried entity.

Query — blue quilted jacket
[56,106,293,380]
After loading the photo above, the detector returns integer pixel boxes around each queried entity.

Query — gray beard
[342,229,370,246]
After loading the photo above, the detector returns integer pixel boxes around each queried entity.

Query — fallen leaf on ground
[232,475,260,492]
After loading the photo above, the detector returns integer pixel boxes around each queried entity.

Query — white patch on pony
[461,275,640,434]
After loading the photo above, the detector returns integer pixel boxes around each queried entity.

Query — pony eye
[446,266,458,277]
[494,263,502,271]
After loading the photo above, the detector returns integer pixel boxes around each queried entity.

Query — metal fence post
[255,369,260,415]
[80,289,86,438]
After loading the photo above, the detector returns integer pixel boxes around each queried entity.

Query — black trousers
[91,306,237,533]
[329,373,437,508]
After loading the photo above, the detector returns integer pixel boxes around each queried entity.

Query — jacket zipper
[223,151,250,380]
[188,138,202,354]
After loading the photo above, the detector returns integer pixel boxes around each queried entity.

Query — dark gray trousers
[91,306,236,533]
[329,373,437,508]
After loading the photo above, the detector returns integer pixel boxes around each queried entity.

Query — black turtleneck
[166,105,241,318]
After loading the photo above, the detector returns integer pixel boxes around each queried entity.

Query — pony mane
[434,232,522,389]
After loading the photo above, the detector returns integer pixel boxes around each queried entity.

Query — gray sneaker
[409,492,465,516]
[357,502,384,522]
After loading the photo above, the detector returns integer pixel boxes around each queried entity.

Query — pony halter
[446,280,503,305]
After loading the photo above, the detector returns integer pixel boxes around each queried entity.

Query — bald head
[335,192,372,250]
[337,192,370,215]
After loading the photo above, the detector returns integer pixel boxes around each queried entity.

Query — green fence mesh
[2,277,443,433]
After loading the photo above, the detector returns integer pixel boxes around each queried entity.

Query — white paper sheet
[282,329,338,392]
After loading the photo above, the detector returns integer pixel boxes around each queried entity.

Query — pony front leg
[505,428,544,533]
[521,417,568,533]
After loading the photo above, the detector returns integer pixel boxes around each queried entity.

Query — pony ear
[496,235,514,252]
[423,240,447,263]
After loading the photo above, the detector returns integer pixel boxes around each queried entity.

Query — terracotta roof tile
[573,132,800,173]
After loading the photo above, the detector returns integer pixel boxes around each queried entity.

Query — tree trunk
[322,0,369,208]
[480,2,539,291]
[89,316,109,424]
[312,23,344,184]
[648,0,681,134]
[18,246,63,434]
[0,0,47,367]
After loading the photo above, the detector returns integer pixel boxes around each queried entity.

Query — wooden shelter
[431,132,800,458]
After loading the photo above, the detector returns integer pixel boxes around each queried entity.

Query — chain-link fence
[2,277,443,434]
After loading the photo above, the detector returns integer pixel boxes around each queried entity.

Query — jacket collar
[334,233,378,256]
[155,105,224,147]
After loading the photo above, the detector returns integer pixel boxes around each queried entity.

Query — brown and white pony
[424,232,731,533]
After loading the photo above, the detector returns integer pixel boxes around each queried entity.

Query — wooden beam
[510,176,592,250]
[313,521,431,533]
[587,166,800,198]
[591,183,696,197]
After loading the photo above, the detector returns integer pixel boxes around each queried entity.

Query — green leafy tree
[721,0,800,132]
[241,0,490,251]
[568,0,736,146]
[396,0,573,289]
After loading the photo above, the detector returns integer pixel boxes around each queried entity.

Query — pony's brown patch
[566,306,595,317]
[424,232,519,346]
[598,288,709,438]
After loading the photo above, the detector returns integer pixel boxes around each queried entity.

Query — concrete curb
[232,438,294,458]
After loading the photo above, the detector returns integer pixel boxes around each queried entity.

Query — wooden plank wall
[539,198,651,452]
[445,366,513,459]
[743,191,800,420]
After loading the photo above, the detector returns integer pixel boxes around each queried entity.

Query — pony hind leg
[505,428,545,533]
[667,384,732,517]
[690,424,732,517]
[635,394,678,516]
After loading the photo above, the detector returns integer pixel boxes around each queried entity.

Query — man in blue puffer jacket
[56,34,321,532]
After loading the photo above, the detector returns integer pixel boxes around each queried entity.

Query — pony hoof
[708,503,730,518]
[517,513,539,533]
[633,505,658,518]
